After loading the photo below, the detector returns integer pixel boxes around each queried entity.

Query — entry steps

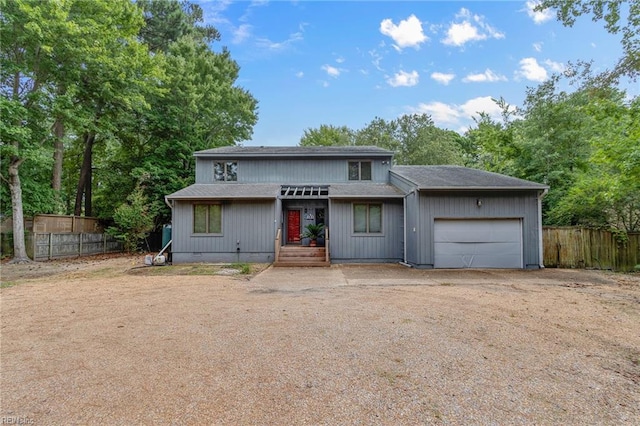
[274,246,330,267]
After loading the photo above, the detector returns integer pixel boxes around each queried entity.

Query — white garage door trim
[434,219,523,269]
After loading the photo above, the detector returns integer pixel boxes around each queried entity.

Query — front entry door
[286,210,301,243]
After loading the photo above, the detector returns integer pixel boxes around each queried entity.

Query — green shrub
[107,185,155,253]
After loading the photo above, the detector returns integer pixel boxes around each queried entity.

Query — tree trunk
[51,117,64,212]
[74,132,95,216]
[85,161,92,217]
[8,156,32,263]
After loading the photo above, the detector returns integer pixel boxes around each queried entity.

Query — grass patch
[227,263,251,274]
[127,262,266,277]
[0,281,19,289]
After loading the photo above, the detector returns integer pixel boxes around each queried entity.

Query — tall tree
[93,1,258,224]
[1,0,68,262]
[66,0,159,217]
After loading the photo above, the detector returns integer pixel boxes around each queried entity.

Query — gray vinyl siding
[196,158,391,184]
[415,191,542,268]
[171,200,276,263]
[329,199,404,263]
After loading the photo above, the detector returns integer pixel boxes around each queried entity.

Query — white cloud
[462,69,507,83]
[516,57,548,81]
[369,49,384,71]
[256,30,303,51]
[459,96,503,120]
[544,59,565,73]
[407,96,507,130]
[380,14,428,50]
[335,56,345,63]
[526,1,554,24]
[431,72,455,85]
[533,42,543,52]
[321,64,341,78]
[442,8,504,47]
[295,71,304,78]
[443,21,482,47]
[232,24,252,44]
[410,101,461,125]
[387,70,419,87]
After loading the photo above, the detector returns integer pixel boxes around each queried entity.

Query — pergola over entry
[280,186,329,198]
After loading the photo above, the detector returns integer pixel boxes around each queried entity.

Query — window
[214,161,237,181]
[348,161,372,181]
[353,203,382,233]
[193,204,222,234]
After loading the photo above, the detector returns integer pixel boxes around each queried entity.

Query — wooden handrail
[325,226,330,263]
[275,228,281,262]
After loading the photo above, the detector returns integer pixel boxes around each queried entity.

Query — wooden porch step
[275,246,330,267]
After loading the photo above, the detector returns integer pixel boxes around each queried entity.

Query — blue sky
[197,0,635,146]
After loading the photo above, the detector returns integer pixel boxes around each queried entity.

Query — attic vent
[280,185,329,198]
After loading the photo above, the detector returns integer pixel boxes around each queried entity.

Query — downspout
[399,191,412,268]
[538,188,548,268]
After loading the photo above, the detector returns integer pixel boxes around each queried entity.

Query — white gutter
[538,188,549,268]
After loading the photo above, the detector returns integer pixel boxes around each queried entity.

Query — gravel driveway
[1,257,639,425]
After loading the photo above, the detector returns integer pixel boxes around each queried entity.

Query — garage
[434,219,523,268]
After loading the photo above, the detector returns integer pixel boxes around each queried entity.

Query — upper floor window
[214,161,237,181]
[193,204,222,234]
[348,161,372,181]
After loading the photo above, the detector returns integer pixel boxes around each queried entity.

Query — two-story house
[165,146,548,268]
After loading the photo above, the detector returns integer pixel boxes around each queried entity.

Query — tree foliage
[301,114,465,166]
[300,125,355,147]
[536,0,640,80]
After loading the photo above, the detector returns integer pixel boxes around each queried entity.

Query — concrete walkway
[248,264,440,292]
[248,265,349,292]
[248,263,622,292]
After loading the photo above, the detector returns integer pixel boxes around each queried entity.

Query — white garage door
[434,219,523,268]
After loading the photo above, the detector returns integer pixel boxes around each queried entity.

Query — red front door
[286,210,301,243]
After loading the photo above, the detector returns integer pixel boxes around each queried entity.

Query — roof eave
[194,152,394,159]
[329,195,404,199]
[416,186,549,191]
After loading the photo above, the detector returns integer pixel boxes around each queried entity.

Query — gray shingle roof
[166,184,280,200]
[391,166,548,190]
[195,145,394,158]
[166,183,404,200]
[329,183,404,198]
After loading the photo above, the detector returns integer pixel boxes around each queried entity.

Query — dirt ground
[1,255,639,425]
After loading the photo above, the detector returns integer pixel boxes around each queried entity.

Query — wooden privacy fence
[543,227,640,272]
[26,233,123,261]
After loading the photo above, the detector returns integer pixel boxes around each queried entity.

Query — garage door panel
[435,220,520,243]
[434,220,522,268]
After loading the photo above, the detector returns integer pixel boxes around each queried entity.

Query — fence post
[103,233,107,254]
[79,232,83,256]
[49,233,54,260]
